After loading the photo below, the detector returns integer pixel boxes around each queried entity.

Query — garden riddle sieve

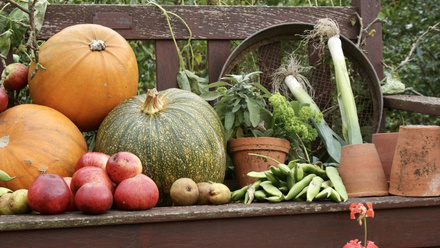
[219,23,383,144]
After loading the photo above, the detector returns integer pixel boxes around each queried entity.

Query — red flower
[349,202,374,225]
[366,241,378,248]
[343,240,378,248]
[343,239,363,248]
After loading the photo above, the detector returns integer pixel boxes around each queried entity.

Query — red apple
[75,182,113,215]
[106,151,142,184]
[75,152,110,171]
[0,88,8,112]
[1,63,29,90]
[70,166,114,195]
[114,174,159,210]
[63,176,77,212]
[27,174,71,215]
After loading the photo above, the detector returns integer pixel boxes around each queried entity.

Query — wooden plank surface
[384,94,440,116]
[36,5,360,41]
[1,196,440,247]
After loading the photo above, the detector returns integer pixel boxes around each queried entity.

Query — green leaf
[246,97,261,127]
[381,72,406,95]
[34,0,48,35]
[0,30,12,57]
[176,70,191,91]
[200,91,222,101]
[184,69,208,95]
[377,11,386,21]
[224,111,235,130]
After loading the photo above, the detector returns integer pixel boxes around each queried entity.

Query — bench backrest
[3,1,384,90]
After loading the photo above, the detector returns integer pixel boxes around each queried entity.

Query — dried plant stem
[354,12,384,48]
[381,21,440,85]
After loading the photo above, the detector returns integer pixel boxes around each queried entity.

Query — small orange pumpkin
[28,24,139,131]
[0,104,88,191]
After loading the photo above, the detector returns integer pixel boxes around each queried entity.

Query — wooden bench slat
[384,94,440,116]
[208,40,231,83]
[37,5,360,40]
[155,40,179,90]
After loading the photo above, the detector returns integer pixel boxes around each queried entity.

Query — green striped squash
[94,88,227,206]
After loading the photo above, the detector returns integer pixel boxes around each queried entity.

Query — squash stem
[141,89,164,115]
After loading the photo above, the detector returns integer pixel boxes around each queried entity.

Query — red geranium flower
[344,203,378,248]
[349,202,374,225]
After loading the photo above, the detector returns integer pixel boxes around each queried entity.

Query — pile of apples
[28,151,159,215]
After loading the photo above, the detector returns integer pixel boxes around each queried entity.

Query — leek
[272,57,345,163]
[305,18,363,145]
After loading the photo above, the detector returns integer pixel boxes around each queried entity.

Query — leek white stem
[328,36,363,145]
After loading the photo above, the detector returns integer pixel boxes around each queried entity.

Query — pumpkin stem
[141,89,164,115]
[89,40,106,51]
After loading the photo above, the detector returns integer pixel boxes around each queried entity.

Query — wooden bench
[1,2,440,248]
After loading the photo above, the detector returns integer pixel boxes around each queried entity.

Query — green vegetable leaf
[184,69,208,95]
[34,0,48,35]
[381,72,406,95]
[0,30,12,57]
[246,97,261,127]
[224,111,235,130]
[200,91,222,101]
[176,70,191,91]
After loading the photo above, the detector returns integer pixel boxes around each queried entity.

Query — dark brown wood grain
[35,5,359,40]
[1,196,439,247]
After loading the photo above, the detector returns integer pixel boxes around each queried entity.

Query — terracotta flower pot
[389,125,440,197]
[338,143,389,197]
[228,137,290,188]
[372,132,399,185]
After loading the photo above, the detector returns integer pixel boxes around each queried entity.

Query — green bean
[327,187,342,203]
[265,195,284,203]
[244,191,249,204]
[325,166,348,202]
[278,185,289,194]
[254,190,267,201]
[299,163,329,180]
[287,159,299,169]
[231,185,249,201]
[269,166,285,180]
[315,187,332,199]
[286,168,296,189]
[294,185,308,200]
[247,171,267,178]
[306,176,325,202]
[284,173,316,200]
[264,170,281,187]
[278,163,291,176]
[251,178,263,191]
[260,181,283,197]
[321,180,333,189]
[294,163,304,182]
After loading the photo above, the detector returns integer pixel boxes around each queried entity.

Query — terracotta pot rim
[348,191,389,197]
[399,125,440,130]
[228,137,290,154]
[341,143,376,149]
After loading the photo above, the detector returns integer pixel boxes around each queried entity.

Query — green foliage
[202,71,273,141]
[381,0,440,130]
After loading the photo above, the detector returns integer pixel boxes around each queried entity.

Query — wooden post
[351,0,384,80]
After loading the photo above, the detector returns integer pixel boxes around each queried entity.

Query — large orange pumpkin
[0,104,88,191]
[28,24,139,131]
